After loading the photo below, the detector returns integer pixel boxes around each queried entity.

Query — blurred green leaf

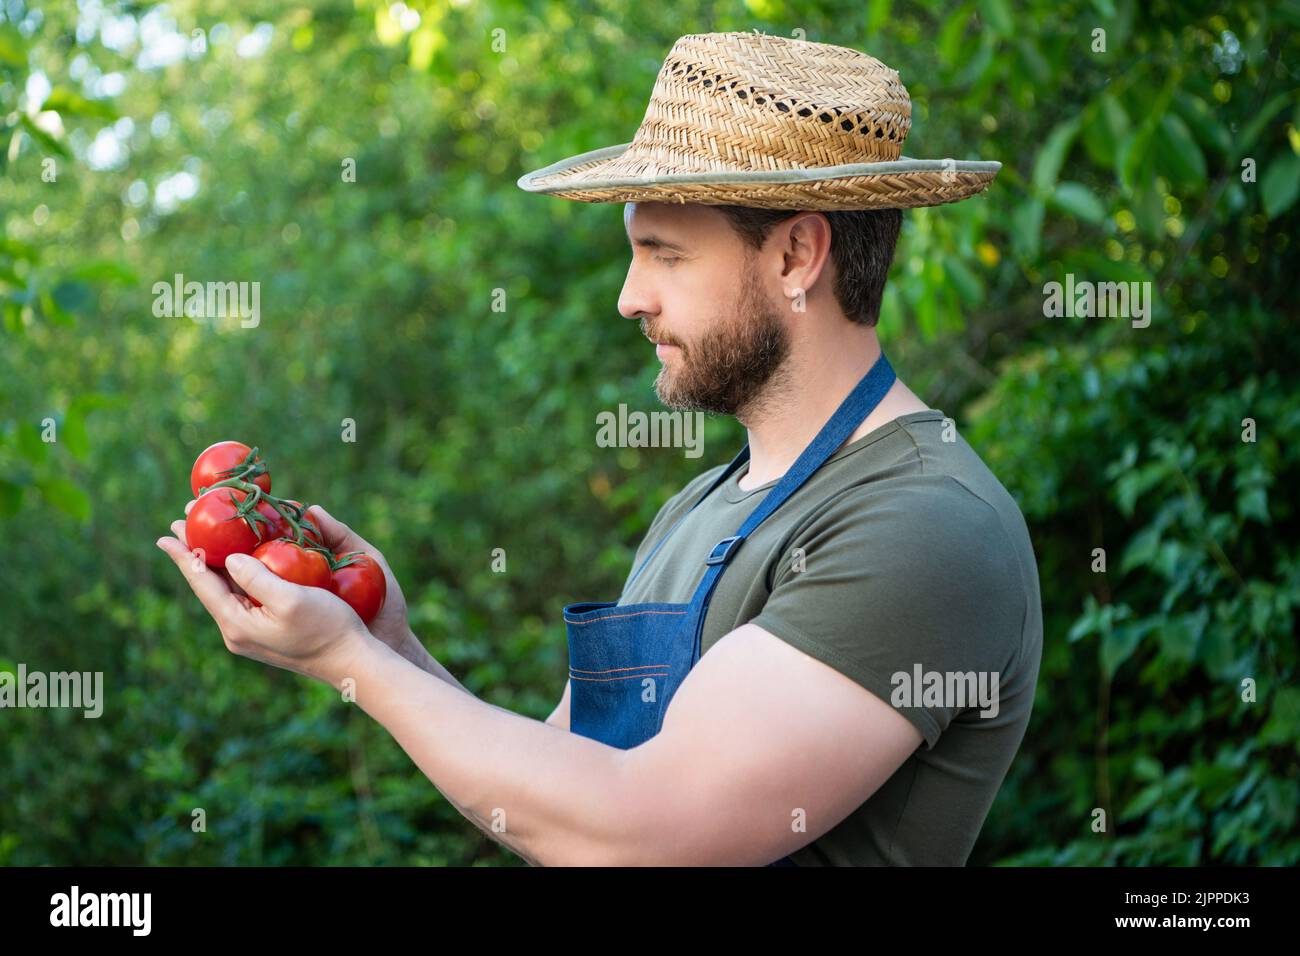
[1010,198,1044,261]
[1155,114,1206,187]
[36,478,91,522]
[1032,117,1081,193]
[1261,153,1300,218]
[1172,92,1230,157]
[65,261,138,285]
[0,238,38,261]
[1052,182,1107,224]
[18,115,70,159]
[945,255,983,304]
[0,24,25,66]
[15,420,49,464]
[1118,121,1156,194]
[978,0,1013,37]
[1103,619,1152,679]
[1236,91,1295,157]
[0,479,22,516]
[42,86,119,120]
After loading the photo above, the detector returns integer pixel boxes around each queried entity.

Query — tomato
[185,488,263,567]
[190,441,271,497]
[247,539,332,607]
[330,553,387,624]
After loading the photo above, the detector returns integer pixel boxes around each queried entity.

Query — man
[159,31,1042,866]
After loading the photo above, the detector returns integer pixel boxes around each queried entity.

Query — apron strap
[623,443,752,592]
[686,350,896,662]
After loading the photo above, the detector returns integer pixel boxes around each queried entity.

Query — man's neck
[735,325,930,492]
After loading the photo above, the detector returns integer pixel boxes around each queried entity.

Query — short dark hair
[713,205,902,327]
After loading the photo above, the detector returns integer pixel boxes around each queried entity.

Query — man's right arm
[396,627,475,695]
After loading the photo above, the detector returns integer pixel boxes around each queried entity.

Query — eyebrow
[629,234,690,253]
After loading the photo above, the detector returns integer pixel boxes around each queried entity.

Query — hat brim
[517,142,1001,211]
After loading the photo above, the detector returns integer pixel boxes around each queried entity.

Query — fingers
[166,518,249,596]
[184,498,196,516]
[224,552,300,609]
[156,535,243,622]
[307,504,370,555]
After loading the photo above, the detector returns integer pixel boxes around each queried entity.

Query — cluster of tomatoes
[184,441,386,624]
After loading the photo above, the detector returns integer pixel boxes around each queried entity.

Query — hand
[304,504,413,654]
[179,498,412,653]
[157,517,371,686]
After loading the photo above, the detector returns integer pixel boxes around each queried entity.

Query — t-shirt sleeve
[748,481,1026,749]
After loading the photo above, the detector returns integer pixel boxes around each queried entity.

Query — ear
[777,212,833,303]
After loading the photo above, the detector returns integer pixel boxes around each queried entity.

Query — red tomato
[190,441,271,497]
[185,488,262,567]
[247,539,332,607]
[330,553,387,624]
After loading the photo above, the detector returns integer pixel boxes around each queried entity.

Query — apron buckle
[704,535,744,566]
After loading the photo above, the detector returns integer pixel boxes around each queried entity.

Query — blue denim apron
[563,351,896,866]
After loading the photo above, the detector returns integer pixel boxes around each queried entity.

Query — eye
[654,254,682,266]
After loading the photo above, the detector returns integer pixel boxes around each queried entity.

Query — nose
[617,259,659,325]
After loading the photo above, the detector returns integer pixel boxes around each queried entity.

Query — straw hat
[517,31,1000,211]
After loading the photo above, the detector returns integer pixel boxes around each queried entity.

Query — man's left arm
[343,620,922,866]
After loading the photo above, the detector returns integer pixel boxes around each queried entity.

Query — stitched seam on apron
[569,664,670,673]
[569,673,670,682]
[564,609,688,624]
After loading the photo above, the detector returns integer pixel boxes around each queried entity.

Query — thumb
[226,552,298,608]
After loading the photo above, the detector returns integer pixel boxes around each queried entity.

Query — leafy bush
[1,0,1295,865]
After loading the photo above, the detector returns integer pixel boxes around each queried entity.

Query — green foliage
[1,0,1296,865]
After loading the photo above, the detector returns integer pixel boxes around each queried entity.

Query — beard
[645,259,792,419]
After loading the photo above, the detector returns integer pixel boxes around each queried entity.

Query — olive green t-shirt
[617,410,1043,866]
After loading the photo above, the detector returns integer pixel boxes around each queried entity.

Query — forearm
[335,636,637,866]
[394,627,473,695]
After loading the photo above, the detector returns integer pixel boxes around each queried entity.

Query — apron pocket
[564,602,691,749]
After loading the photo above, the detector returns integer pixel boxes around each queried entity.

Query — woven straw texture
[520,32,999,210]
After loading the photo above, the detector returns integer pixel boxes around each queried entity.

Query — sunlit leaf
[42,86,119,120]
[65,261,138,284]
[1261,152,1300,218]
[0,25,25,66]
[18,115,69,159]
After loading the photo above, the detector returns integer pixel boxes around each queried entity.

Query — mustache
[640,320,683,348]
